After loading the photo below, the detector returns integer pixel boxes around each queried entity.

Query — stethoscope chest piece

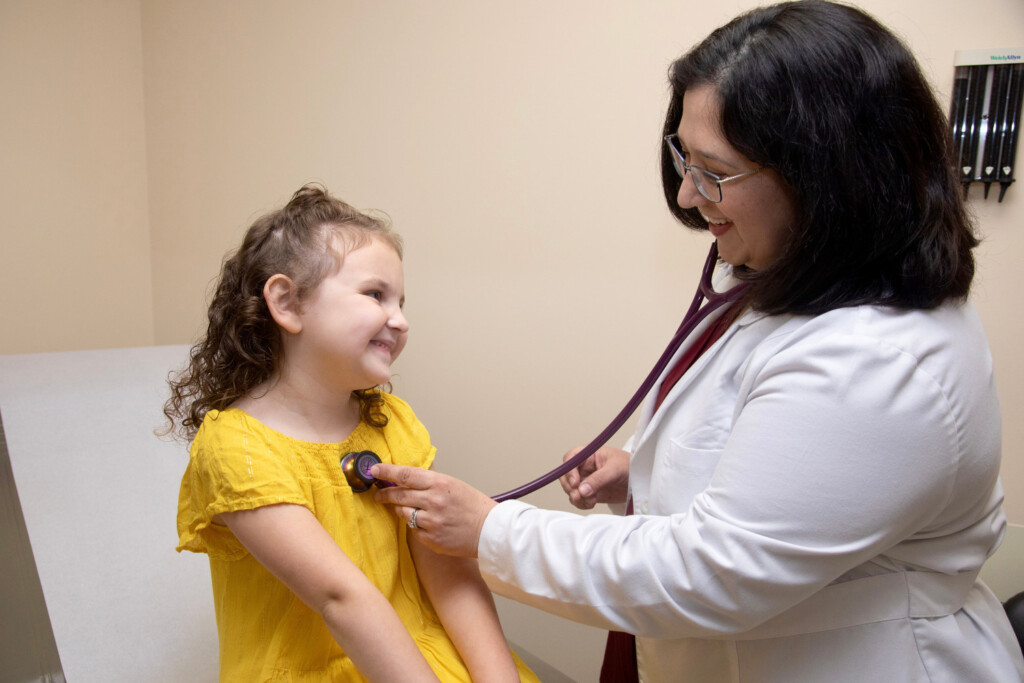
[341,450,384,492]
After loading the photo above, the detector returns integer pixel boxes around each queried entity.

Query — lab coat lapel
[631,306,754,454]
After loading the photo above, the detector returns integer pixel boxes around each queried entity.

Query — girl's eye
[365,290,383,301]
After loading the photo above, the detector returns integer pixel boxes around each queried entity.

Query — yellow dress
[177,394,538,682]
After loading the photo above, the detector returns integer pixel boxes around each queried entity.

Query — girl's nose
[389,307,409,333]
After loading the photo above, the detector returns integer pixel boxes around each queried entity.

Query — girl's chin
[368,367,393,387]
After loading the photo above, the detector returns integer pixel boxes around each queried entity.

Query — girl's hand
[372,464,497,558]
[558,446,630,510]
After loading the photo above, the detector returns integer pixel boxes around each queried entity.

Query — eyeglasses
[664,134,760,203]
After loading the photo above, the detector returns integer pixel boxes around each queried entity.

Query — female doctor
[375,1,1024,681]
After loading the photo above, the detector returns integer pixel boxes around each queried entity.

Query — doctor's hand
[559,446,630,510]
[372,464,497,558]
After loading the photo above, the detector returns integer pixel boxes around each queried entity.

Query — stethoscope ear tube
[490,242,750,502]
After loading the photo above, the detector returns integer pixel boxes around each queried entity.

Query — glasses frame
[664,134,760,204]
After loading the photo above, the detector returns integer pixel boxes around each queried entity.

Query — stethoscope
[342,241,750,501]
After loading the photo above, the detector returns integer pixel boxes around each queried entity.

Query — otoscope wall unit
[949,48,1023,202]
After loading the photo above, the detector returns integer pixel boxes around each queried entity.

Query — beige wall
[2,1,1023,680]
[0,0,154,353]
[135,0,1024,514]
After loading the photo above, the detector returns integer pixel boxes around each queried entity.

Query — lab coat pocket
[649,441,723,513]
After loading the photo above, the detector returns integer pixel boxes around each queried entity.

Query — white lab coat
[479,292,1024,682]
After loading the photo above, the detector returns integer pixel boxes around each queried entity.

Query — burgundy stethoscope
[342,241,749,501]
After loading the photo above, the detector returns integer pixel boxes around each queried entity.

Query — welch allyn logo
[990,54,1022,61]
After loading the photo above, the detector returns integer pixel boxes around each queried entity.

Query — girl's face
[291,237,408,392]
[674,85,798,271]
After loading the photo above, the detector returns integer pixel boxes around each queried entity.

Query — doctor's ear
[264,274,303,334]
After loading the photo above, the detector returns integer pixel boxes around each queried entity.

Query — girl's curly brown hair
[162,183,403,443]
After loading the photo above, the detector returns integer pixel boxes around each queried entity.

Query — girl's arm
[409,530,522,682]
[218,504,440,683]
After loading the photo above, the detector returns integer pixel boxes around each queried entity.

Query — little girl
[165,184,537,682]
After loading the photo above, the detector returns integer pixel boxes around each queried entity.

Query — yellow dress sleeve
[176,409,310,559]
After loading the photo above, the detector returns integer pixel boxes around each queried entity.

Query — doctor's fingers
[373,482,431,512]
[372,467,479,515]
[572,449,630,509]
[558,447,586,493]
[371,463,435,490]
[566,480,599,510]
[404,510,482,558]
[382,482,496,558]
[559,446,605,490]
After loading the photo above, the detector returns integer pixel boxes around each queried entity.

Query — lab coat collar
[632,302,744,448]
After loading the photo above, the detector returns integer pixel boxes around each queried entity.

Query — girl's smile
[287,237,409,393]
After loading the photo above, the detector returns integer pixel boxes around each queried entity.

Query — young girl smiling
[166,184,536,682]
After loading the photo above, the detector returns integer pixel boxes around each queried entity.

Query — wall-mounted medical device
[949,48,1024,202]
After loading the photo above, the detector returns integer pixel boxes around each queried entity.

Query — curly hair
[660,0,977,314]
[162,183,404,442]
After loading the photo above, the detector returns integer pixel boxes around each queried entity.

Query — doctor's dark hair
[661,0,976,314]
[162,183,403,442]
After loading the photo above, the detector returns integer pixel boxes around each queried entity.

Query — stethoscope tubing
[491,241,750,502]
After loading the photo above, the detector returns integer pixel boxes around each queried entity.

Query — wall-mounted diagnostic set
[950,48,1024,201]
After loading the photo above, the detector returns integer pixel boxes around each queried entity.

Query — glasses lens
[690,167,721,203]
[667,139,685,178]
[666,136,722,203]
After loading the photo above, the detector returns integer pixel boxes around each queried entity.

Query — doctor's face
[673,85,798,271]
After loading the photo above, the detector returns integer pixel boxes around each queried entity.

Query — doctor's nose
[676,171,706,210]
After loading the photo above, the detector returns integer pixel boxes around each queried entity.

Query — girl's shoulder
[378,392,434,454]
[194,407,265,445]
[178,409,310,555]
[191,408,312,463]
[196,406,342,446]
[193,407,243,443]
[379,391,413,416]
[378,391,422,428]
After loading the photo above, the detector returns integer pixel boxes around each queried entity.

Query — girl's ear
[264,274,303,334]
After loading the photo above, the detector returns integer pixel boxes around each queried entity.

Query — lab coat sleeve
[480,501,690,634]
[477,323,997,638]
